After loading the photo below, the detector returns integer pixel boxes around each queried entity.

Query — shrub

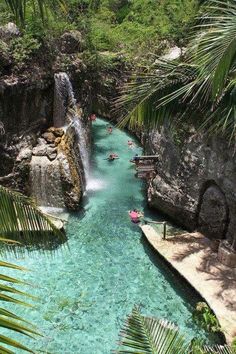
[10,33,41,68]
[193,302,221,333]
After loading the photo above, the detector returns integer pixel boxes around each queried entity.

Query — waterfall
[53,72,90,185]
[71,119,90,183]
[30,156,65,208]
[53,73,69,128]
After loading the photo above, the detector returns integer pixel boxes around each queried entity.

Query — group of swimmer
[106,131,143,223]
[91,114,144,223]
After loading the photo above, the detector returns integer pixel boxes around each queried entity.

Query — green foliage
[0,259,39,353]
[116,305,189,353]
[0,39,10,56]
[231,338,236,352]
[88,0,198,54]
[0,184,66,352]
[0,1,13,25]
[3,0,66,28]
[0,185,66,249]
[10,34,41,68]
[117,0,236,144]
[0,0,199,67]
[116,306,232,354]
[193,302,221,334]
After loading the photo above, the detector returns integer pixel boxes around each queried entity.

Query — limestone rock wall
[146,129,236,248]
[0,76,54,136]
[0,74,86,210]
[30,126,83,210]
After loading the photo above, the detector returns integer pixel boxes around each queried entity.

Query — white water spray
[53,72,90,185]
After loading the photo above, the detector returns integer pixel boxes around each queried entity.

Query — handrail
[138,155,158,160]
[143,220,167,239]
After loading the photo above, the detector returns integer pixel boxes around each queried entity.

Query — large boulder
[147,128,236,250]
[59,30,83,54]
[42,131,56,143]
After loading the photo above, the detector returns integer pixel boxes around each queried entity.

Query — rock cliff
[0,28,90,209]
[146,128,236,250]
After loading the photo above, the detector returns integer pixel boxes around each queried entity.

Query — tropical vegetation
[0,185,66,353]
[117,0,236,142]
[116,306,235,354]
[0,0,199,55]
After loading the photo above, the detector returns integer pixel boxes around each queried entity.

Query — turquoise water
[3,118,216,353]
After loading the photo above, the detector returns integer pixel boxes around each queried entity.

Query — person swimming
[128,209,143,223]
[107,126,113,134]
[107,153,119,161]
[128,140,135,148]
[89,113,96,121]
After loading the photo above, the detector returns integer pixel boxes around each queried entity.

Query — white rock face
[0,22,20,40]
[16,148,32,162]
[162,46,182,60]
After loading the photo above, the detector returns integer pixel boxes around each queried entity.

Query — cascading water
[53,73,70,128]
[53,72,90,185]
[71,119,90,183]
[29,72,88,208]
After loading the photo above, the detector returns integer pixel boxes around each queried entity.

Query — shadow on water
[5,230,68,253]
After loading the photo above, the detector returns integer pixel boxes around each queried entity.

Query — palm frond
[116,307,235,354]
[0,259,39,353]
[0,185,66,251]
[116,0,236,141]
[116,61,199,130]
[203,345,235,353]
[191,0,236,99]
[115,306,189,353]
[0,186,66,352]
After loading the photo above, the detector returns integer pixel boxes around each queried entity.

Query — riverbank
[141,224,236,343]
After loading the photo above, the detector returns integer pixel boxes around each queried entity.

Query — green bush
[232,337,236,352]
[10,34,41,68]
[193,302,222,333]
[88,0,198,55]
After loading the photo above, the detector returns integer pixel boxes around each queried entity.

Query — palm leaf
[116,0,236,141]
[0,185,67,352]
[116,307,235,354]
[203,345,235,353]
[191,0,236,98]
[115,306,189,353]
[0,259,40,353]
[0,185,66,250]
